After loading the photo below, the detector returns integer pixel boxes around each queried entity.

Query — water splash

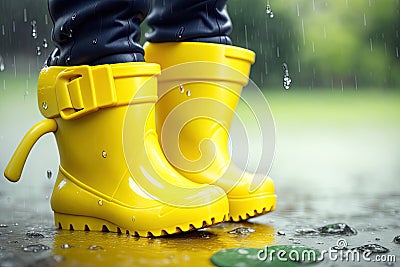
[227,227,255,235]
[296,223,357,236]
[31,20,37,39]
[353,244,389,254]
[265,4,274,18]
[282,63,292,90]
[277,230,286,235]
[295,228,319,235]
[23,244,50,253]
[317,223,357,236]
[26,231,45,238]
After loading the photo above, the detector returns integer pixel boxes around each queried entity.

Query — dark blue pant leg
[47,0,149,66]
[146,0,232,45]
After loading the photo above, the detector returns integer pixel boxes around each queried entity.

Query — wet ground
[0,78,399,266]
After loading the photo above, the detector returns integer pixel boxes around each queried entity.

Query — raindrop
[282,63,292,90]
[370,38,373,51]
[71,14,77,21]
[61,243,71,249]
[46,170,52,179]
[92,38,98,45]
[265,4,274,18]
[23,244,50,253]
[44,14,49,25]
[0,55,5,72]
[227,227,255,235]
[23,8,27,23]
[1,25,4,36]
[24,90,29,100]
[277,230,286,235]
[36,46,42,56]
[65,56,71,65]
[363,13,367,27]
[12,20,16,32]
[31,20,37,39]
[88,245,103,250]
[393,235,400,244]
[26,231,45,238]
[317,223,357,236]
[353,244,389,254]
[43,38,48,48]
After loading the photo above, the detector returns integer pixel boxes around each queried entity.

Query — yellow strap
[38,63,159,120]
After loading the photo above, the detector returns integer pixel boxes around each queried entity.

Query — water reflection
[51,222,275,267]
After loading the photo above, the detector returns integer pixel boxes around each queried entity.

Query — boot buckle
[55,65,117,120]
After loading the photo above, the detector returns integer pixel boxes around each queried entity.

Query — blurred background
[0,0,399,89]
[0,1,399,266]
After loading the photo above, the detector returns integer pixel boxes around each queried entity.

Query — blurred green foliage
[0,0,399,89]
[228,0,400,89]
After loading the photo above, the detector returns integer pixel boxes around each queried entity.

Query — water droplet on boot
[98,199,103,206]
[317,223,357,236]
[102,151,107,158]
[23,244,50,253]
[61,243,71,249]
[46,170,52,179]
[227,227,255,235]
[26,231,45,238]
[282,63,292,90]
[65,56,71,65]
[92,38,98,45]
[71,14,77,21]
[31,20,37,39]
[353,244,389,254]
[0,224,8,228]
[88,245,103,250]
[277,230,286,235]
[179,84,185,93]
[186,90,191,97]
[177,26,185,39]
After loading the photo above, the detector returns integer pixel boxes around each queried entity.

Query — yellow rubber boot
[4,62,229,237]
[144,42,276,221]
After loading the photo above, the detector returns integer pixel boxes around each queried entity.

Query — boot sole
[228,194,276,222]
[54,212,228,238]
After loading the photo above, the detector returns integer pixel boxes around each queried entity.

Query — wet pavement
[1,82,399,266]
